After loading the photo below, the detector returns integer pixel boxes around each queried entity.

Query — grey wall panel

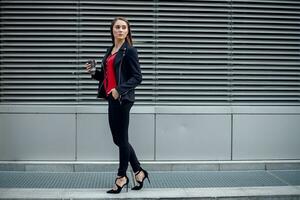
[77,114,154,160]
[233,115,300,160]
[77,114,113,160]
[0,114,75,160]
[128,114,155,160]
[156,115,231,160]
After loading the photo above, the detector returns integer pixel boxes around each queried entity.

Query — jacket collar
[103,41,128,68]
[113,41,128,69]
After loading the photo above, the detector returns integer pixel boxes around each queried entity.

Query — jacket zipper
[118,48,126,104]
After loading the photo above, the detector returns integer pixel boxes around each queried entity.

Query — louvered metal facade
[0,0,299,105]
[231,1,300,105]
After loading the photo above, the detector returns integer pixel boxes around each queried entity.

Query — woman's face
[113,20,128,42]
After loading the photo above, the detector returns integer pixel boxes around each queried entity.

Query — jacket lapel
[102,46,113,65]
[114,41,128,70]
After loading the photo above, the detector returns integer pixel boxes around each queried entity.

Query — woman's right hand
[84,62,93,74]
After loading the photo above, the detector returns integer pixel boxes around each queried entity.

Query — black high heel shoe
[106,176,129,194]
[131,168,150,190]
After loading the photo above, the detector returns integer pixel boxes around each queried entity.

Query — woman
[85,17,149,194]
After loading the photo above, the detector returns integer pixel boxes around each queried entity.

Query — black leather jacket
[91,41,142,103]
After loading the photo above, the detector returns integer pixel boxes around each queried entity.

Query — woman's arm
[91,67,104,81]
[116,47,142,95]
[84,60,103,82]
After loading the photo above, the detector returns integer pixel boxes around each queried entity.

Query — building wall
[0,1,300,161]
[1,105,299,161]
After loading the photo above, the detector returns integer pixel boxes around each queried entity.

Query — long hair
[110,17,133,46]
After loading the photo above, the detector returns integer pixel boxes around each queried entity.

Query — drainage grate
[269,170,300,185]
[0,170,297,189]
[0,172,132,188]
[143,171,288,188]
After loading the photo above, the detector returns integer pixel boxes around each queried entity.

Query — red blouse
[104,52,117,96]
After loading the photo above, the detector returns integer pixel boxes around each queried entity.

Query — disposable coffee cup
[87,59,96,73]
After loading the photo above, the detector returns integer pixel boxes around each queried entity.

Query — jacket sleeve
[91,48,110,82]
[116,47,142,95]
[91,63,104,81]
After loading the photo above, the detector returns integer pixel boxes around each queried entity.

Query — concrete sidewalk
[0,168,300,199]
[1,186,300,199]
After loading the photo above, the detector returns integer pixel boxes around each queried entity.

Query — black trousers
[108,96,141,176]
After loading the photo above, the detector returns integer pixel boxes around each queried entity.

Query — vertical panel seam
[154,0,158,161]
[229,0,233,105]
[77,0,81,104]
[154,113,157,161]
[154,0,158,105]
[231,113,233,160]
[75,113,78,162]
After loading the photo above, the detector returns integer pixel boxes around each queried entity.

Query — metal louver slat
[78,1,155,105]
[156,0,230,105]
[0,0,78,104]
[1,0,299,106]
[231,0,300,105]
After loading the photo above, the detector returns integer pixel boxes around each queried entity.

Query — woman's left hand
[109,88,120,100]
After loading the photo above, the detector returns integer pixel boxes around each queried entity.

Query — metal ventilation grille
[0,0,299,106]
[231,0,300,105]
[156,1,231,105]
[78,1,155,105]
[0,0,79,104]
